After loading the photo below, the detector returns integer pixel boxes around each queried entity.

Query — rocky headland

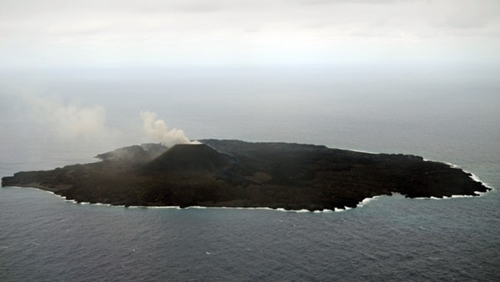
[1,140,490,211]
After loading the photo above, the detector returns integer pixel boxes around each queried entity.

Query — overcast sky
[1,0,500,68]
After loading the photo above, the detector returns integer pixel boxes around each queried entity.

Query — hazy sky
[1,0,500,68]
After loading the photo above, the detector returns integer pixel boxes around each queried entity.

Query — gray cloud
[1,0,499,68]
[431,0,500,30]
[297,0,399,5]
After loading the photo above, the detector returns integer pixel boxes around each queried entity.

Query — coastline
[4,164,493,212]
[1,185,373,212]
[2,140,492,211]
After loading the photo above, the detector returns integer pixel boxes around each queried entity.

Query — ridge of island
[1,139,490,211]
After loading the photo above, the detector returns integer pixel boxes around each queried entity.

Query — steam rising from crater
[140,111,194,147]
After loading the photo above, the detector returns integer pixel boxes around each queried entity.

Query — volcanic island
[1,140,490,211]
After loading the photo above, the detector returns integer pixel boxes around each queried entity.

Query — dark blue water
[1,67,500,281]
[1,187,499,281]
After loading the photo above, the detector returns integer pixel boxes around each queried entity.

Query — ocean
[1,66,499,281]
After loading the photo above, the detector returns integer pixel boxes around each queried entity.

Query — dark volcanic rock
[1,139,491,211]
[96,143,168,163]
[143,144,232,173]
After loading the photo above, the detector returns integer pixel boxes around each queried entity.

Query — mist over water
[1,66,499,170]
[1,66,500,281]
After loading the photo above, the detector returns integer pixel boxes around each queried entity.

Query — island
[1,139,490,211]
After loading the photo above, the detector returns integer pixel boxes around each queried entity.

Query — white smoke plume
[140,111,192,147]
[25,95,119,143]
